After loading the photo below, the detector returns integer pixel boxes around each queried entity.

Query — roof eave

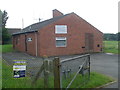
[12,30,38,36]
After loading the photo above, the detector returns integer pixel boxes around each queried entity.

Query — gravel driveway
[2,52,119,88]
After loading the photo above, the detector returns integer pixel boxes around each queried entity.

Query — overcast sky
[1,0,119,33]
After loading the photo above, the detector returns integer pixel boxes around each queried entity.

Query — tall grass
[2,60,114,88]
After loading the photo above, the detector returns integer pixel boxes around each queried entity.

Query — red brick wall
[53,9,63,18]
[38,13,103,56]
[12,35,25,51]
[25,33,36,56]
[13,13,103,56]
[12,32,37,56]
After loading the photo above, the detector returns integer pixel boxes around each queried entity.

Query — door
[85,33,94,53]
[25,34,27,51]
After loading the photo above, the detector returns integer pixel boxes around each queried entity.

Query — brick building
[12,9,103,56]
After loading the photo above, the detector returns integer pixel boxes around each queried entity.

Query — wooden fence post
[53,57,61,88]
[44,60,49,88]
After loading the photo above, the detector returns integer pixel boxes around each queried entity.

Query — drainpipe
[35,32,38,56]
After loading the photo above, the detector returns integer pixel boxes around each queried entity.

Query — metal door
[85,33,94,53]
[25,34,27,51]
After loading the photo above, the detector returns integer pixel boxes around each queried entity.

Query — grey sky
[1,0,119,33]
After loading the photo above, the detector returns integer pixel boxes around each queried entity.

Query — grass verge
[2,60,115,88]
[0,44,14,53]
[103,41,119,54]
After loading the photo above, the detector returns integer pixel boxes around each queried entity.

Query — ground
[2,52,119,88]
[90,53,118,88]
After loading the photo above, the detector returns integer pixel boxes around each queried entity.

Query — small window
[27,38,32,42]
[56,37,67,47]
[55,25,67,34]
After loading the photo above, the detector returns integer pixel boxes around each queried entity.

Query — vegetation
[104,33,120,41]
[0,45,1,53]
[1,10,11,44]
[2,60,114,88]
[62,72,114,88]
[2,28,11,44]
[103,41,118,54]
[0,44,14,53]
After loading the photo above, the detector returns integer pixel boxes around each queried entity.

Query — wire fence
[2,53,90,88]
[60,54,90,88]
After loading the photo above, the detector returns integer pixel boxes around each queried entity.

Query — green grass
[0,44,14,53]
[2,60,115,88]
[62,72,114,88]
[103,41,119,54]
[0,45,2,53]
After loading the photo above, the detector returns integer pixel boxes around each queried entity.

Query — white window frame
[55,25,67,34]
[56,37,67,47]
[27,38,32,42]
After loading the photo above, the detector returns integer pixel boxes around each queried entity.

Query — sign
[13,60,26,78]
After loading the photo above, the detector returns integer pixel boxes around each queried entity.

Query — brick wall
[53,9,63,18]
[13,13,103,57]
[38,13,103,56]
[13,32,37,56]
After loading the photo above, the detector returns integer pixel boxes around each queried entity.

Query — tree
[1,10,11,44]
[2,10,8,28]
[116,32,120,41]
[2,28,11,44]
[104,33,119,41]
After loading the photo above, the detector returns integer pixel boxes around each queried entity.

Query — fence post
[88,55,90,79]
[44,60,49,88]
[53,57,61,88]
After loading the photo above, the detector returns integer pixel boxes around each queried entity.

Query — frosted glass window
[55,25,67,34]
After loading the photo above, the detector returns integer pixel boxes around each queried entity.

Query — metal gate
[60,54,90,88]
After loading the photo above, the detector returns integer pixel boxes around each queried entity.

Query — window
[56,37,67,47]
[27,38,32,42]
[55,25,67,34]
